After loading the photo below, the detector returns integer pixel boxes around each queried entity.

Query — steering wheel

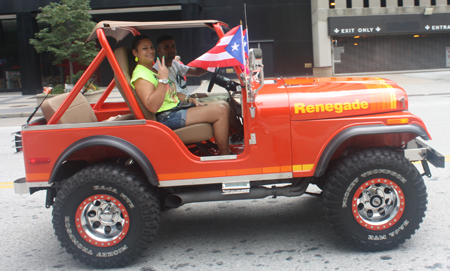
[207,67,220,93]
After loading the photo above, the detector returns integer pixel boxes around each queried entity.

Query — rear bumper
[14,178,51,194]
[404,138,445,168]
[14,178,28,194]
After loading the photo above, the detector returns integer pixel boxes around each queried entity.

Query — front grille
[12,131,22,153]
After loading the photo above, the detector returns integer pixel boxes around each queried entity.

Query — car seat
[113,46,214,145]
[41,92,98,124]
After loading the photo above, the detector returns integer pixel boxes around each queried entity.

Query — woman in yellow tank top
[130,35,232,155]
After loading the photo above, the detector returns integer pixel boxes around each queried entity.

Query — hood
[281,77,408,121]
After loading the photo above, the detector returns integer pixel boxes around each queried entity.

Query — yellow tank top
[130,64,179,113]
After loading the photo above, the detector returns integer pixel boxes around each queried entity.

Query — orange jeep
[13,20,444,268]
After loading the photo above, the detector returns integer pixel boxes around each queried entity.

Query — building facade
[0,0,313,94]
[312,0,450,75]
[0,0,449,95]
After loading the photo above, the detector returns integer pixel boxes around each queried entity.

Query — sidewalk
[0,88,125,119]
[1,70,449,119]
[355,70,450,96]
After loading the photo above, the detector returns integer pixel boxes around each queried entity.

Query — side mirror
[249,48,263,71]
[248,48,264,96]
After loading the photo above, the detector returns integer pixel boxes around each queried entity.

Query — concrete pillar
[369,0,381,7]
[420,0,431,6]
[435,0,447,6]
[312,21,332,67]
[335,0,347,9]
[353,0,364,8]
[403,0,414,7]
[386,0,398,7]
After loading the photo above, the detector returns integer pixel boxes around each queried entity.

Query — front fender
[314,124,429,177]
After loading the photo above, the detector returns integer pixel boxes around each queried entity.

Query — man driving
[153,35,209,99]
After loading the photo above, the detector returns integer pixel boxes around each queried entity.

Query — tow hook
[421,160,432,178]
[45,189,55,208]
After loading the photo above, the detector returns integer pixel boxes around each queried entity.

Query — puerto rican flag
[188,25,247,71]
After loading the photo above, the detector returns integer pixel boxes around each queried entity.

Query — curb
[407,92,450,97]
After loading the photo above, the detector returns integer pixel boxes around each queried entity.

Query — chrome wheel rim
[352,178,405,230]
[75,194,130,247]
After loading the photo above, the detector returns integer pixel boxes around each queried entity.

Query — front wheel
[52,163,160,268]
[322,148,427,251]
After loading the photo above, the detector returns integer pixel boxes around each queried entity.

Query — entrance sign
[329,14,450,36]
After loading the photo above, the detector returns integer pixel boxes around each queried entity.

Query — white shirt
[153,61,190,95]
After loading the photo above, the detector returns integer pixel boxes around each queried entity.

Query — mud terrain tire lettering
[368,235,387,240]
[64,216,93,256]
[120,192,135,209]
[342,177,358,208]
[96,245,128,257]
[93,185,118,194]
[389,220,410,237]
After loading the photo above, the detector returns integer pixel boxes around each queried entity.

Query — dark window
[347,0,352,8]
[431,0,436,5]
[398,0,403,6]
[364,0,369,7]
[0,20,21,91]
[381,0,387,7]
[414,0,420,6]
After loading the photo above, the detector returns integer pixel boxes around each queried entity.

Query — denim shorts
[155,109,188,130]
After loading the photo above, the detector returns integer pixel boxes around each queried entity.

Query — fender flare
[48,135,158,186]
[314,124,429,177]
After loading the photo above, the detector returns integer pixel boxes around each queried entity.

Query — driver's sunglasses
[176,74,187,89]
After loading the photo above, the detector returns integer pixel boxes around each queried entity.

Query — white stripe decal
[217,36,233,46]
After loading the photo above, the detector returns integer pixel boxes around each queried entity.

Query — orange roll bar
[47,48,107,124]
[96,28,145,119]
[92,79,116,111]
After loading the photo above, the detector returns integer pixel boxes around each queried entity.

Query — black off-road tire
[52,163,160,268]
[322,148,427,251]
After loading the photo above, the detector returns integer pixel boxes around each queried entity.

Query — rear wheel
[322,148,427,251]
[52,163,160,268]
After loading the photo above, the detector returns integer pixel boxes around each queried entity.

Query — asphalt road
[1,94,450,270]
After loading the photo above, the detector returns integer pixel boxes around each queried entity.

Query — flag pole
[243,5,253,108]
[244,3,248,31]
[239,20,249,105]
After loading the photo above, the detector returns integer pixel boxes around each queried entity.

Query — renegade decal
[294,99,369,114]
[294,89,398,115]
